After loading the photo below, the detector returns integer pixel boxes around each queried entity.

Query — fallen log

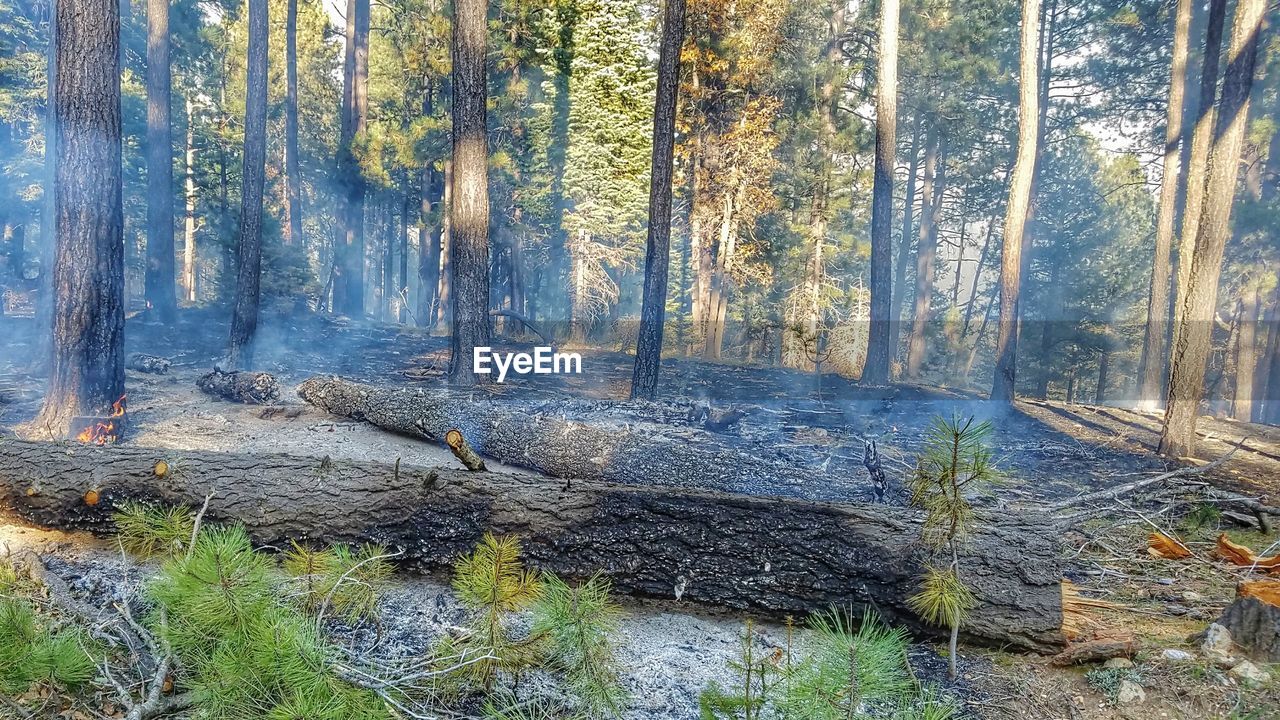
[126,353,172,375]
[0,438,1065,652]
[197,369,280,405]
[296,375,852,500]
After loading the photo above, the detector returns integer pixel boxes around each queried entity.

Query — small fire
[76,395,127,445]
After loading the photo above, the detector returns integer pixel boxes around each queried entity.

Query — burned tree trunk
[299,376,828,497]
[630,0,686,400]
[0,439,1065,652]
[32,0,125,438]
[226,0,269,369]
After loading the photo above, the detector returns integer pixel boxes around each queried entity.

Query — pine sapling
[907,414,996,679]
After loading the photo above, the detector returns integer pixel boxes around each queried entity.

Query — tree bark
[1169,0,1228,368]
[906,132,943,379]
[891,116,922,365]
[226,0,269,369]
[298,375,838,497]
[1160,0,1266,457]
[0,438,1066,652]
[863,0,900,386]
[630,0,687,400]
[32,0,125,437]
[144,0,176,322]
[182,97,196,303]
[1136,0,1193,410]
[991,0,1041,404]
[417,80,443,329]
[282,0,303,247]
[1232,286,1260,422]
[448,0,491,385]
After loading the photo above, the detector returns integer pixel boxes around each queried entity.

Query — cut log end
[445,429,486,471]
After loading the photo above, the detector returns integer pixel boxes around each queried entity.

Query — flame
[75,395,127,445]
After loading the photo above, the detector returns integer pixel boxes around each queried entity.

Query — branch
[1048,437,1249,513]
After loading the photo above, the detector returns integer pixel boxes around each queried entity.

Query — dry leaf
[1237,579,1280,607]
[1215,534,1280,571]
[1147,531,1192,559]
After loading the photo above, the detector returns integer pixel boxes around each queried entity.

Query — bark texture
[0,438,1065,652]
[197,369,280,404]
[144,0,176,321]
[862,0,899,386]
[33,0,125,437]
[448,0,491,385]
[297,375,825,495]
[227,0,269,370]
[630,0,687,400]
[334,0,369,317]
[1136,0,1192,409]
[991,0,1041,403]
[1160,0,1266,458]
[1216,596,1280,662]
[1168,0,1227,367]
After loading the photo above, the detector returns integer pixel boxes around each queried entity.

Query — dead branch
[444,429,486,471]
[1049,437,1249,513]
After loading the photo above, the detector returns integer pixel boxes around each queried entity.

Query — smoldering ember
[0,0,1278,718]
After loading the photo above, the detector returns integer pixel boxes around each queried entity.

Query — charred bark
[297,375,828,495]
[0,438,1065,652]
[631,0,686,400]
[33,0,125,437]
[226,0,269,370]
[197,369,279,404]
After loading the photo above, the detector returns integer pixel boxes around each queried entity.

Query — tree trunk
[1169,0,1228,366]
[1258,292,1279,425]
[891,116,923,365]
[144,0,176,322]
[435,160,453,332]
[1160,0,1266,457]
[226,0,269,369]
[32,0,125,437]
[182,97,196,303]
[0,438,1065,652]
[1136,0,1193,410]
[282,0,303,247]
[334,0,369,317]
[991,0,1042,404]
[906,132,943,379]
[1232,286,1260,421]
[448,0,491,385]
[863,0,900,386]
[630,0,687,400]
[1096,348,1110,405]
[417,81,443,329]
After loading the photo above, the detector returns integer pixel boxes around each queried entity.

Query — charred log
[0,439,1065,652]
[126,353,172,374]
[297,376,836,498]
[197,369,279,404]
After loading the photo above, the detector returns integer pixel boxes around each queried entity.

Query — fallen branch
[444,429,486,471]
[489,309,553,345]
[1049,437,1249,513]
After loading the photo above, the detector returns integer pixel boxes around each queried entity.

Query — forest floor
[1,309,1279,718]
